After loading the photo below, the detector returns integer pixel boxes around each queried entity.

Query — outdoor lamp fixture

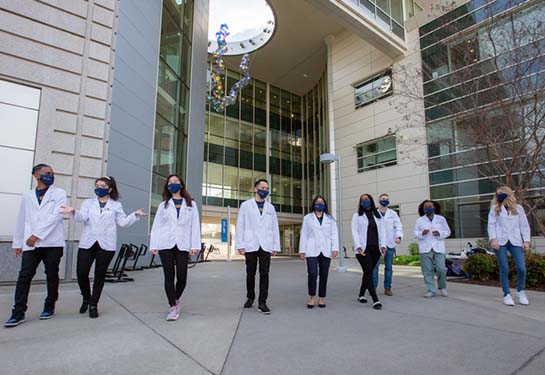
[320,153,347,272]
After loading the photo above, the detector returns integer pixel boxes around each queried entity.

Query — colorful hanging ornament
[208,24,252,112]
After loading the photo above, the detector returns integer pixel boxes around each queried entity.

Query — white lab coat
[413,214,451,253]
[351,211,387,253]
[73,198,139,251]
[13,185,67,251]
[380,208,403,248]
[299,213,339,258]
[149,199,201,252]
[487,205,531,247]
[235,199,280,253]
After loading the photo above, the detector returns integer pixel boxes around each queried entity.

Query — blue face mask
[360,200,371,209]
[167,183,182,194]
[424,207,435,215]
[379,200,389,207]
[314,203,325,212]
[257,189,269,199]
[496,193,508,202]
[94,187,109,198]
[39,174,54,186]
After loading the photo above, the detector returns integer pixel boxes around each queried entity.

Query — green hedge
[463,253,545,287]
[393,255,421,266]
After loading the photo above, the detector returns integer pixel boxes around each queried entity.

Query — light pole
[320,153,346,272]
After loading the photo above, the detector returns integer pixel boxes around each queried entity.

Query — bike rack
[105,243,135,283]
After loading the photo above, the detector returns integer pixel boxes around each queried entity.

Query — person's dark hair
[163,174,192,207]
[379,193,389,199]
[254,178,269,188]
[357,193,381,219]
[418,200,441,216]
[310,195,332,217]
[95,176,120,201]
[32,163,51,174]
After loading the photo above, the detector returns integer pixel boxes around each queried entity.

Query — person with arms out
[414,200,451,298]
[351,193,386,310]
[60,176,146,318]
[299,195,339,309]
[149,175,200,321]
[487,186,531,306]
[5,164,66,328]
[235,179,280,315]
[372,193,403,296]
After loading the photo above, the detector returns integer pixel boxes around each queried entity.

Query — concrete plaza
[1,258,544,375]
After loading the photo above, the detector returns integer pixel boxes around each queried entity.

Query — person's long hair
[357,193,381,219]
[492,185,517,215]
[162,174,192,207]
[310,195,333,219]
[417,200,441,217]
[95,176,120,201]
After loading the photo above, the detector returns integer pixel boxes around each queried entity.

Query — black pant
[13,247,64,314]
[245,248,271,303]
[356,246,381,303]
[77,242,115,306]
[306,253,331,298]
[158,247,189,307]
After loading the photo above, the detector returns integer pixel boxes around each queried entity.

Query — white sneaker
[503,294,515,306]
[424,291,436,298]
[517,291,529,305]
[175,299,181,314]
[440,289,448,297]
[166,306,179,321]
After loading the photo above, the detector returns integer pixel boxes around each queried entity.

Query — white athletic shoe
[503,294,515,306]
[424,291,436,298]
[166,306,179,321]
[517,291,529,305]
[440,289,448,297]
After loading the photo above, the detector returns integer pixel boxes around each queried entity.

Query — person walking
[351,193,386,310]
[5,164,66,327]
[235,179,280,315]
[149,175,201,321]
[60,176,146,318]
[414,200,451,298]
[299,195,339,308]
[487,186,531,306]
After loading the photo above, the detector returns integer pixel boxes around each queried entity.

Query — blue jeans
[495,241,526,296]
[373,247,395,289]
[419,251,447,293]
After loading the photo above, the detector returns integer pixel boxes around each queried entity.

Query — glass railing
[341,0,405,40]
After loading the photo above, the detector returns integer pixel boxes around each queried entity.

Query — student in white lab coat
[414,200,451,298]
[150,174,200,321]
[487,186,531,306]
[351,193,387,310]
[5,164,66,328]
[235,179,280,315]
[372,193,403,296]
[299,195,339,309]
[59,176,146,318]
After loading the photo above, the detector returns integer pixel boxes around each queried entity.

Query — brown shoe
[384,289,393,296]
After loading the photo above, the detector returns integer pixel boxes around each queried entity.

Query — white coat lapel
[37,186,53,210]
[166,199,179,223]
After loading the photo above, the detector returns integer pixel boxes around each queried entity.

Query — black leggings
[356,245,381,303]
[77,242,115,306]
[306,253,331,298]
[159,247,189,307]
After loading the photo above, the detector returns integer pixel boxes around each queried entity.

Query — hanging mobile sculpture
[208,24,251,112]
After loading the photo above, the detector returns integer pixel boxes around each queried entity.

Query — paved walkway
[1,258,544,375]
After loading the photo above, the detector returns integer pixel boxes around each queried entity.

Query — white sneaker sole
[4,319,25,327]
[258,309,271,315]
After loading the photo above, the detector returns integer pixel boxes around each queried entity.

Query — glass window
[356,135,397,173]
[354,68,393,109]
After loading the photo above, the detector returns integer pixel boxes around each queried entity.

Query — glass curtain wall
[151,0,194,217]
[420,0,545,237]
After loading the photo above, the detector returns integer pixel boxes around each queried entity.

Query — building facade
[1,0,543,282]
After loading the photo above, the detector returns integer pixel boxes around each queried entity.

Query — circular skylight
[208,0,276,56]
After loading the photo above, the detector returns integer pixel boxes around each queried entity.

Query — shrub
[408,260,421,266]
[393,255,420,265]
[510,253,545,288]
[463,254,497,281]
[408,242,419,256]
